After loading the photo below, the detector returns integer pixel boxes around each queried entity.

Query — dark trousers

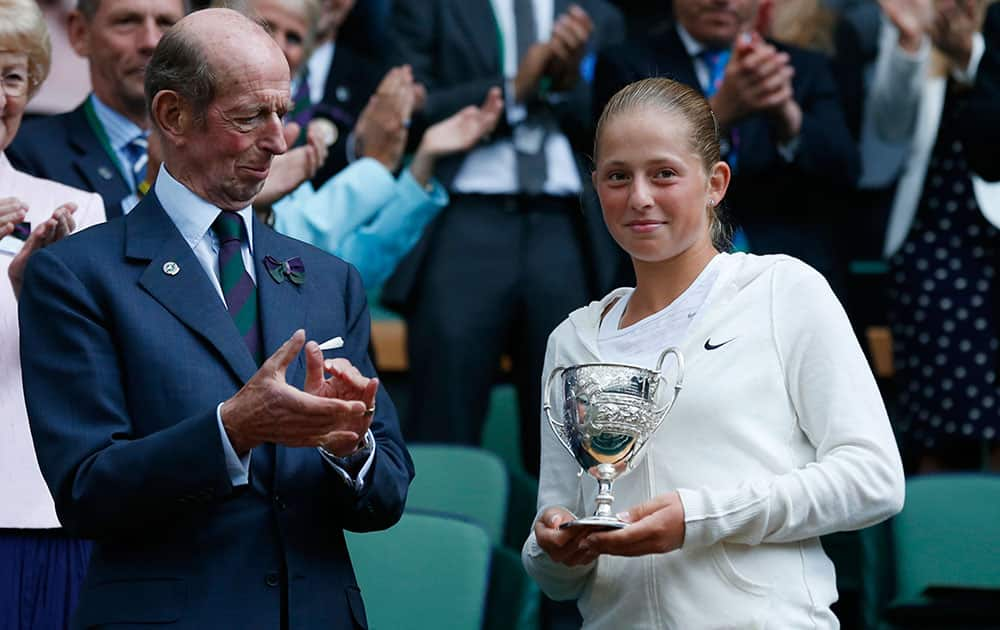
[403,194,589,476]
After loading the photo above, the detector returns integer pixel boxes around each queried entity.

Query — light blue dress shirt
[89,94,147,215]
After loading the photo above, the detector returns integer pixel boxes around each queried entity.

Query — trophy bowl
[543,347,684,529]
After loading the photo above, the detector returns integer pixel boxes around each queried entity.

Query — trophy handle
[542,367,576,460]
[651,347,684,426]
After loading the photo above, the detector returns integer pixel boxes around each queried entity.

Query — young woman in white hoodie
[522,77,905,629]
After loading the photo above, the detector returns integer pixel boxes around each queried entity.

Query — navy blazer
[19,193,413,629]
[593,26,861,275]
[7,100,132,220]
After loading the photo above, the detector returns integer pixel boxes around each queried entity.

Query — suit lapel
[252,221,308,490]
[252,217,306,387]
[67,105,130,219]
[127,194,258,384]
[453,0,501,73]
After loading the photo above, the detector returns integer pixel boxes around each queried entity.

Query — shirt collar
[675,23,708,58]
[89,93,146,150]
[153,165,255,253]
[306,40,335,104]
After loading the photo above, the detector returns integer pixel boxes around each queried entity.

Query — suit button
[265,572,280,587]
[273,495,286,511]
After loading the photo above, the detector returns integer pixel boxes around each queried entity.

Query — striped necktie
[212,211,263,365]
[698,48,740,172]
[126,135,149,194]
[513,0,548,195]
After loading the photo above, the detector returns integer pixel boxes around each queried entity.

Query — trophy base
[559,516,628,530]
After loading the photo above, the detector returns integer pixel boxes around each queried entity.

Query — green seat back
[407,444,509,545]
[346,512,492,630]
[892,474,1000,604]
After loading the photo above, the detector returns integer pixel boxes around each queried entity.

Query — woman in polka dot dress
[872,0,1000,471]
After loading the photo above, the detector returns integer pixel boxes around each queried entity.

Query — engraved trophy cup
[543,347,684,529]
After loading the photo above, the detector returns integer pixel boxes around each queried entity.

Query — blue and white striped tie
[126,135,148,193]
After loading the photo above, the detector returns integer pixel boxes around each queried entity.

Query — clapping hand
[220,330,371,456]
[304,339,378,456]
[879,0,935,53]
[711,32,801,140]
[6,199,77,299]
[354,65,416,171]
[930,0,983,70]
[408,87,504,186]
[546,4,594,92]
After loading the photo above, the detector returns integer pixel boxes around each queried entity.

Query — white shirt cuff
[216,402,251,486]
[317,430,377,492]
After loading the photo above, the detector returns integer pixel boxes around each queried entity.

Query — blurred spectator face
[68,0,185,118]
[254,0,310,76]
[317,0,356,39]
[673,0,760,48]
[0,51,30,151]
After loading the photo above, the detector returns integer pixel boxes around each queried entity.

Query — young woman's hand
[581,491,686,557]
[534,506,599,567]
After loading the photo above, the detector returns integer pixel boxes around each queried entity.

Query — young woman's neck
[624,239,718,326]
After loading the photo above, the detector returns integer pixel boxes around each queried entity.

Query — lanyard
[82,97,130,185]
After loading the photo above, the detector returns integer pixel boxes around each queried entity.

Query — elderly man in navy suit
[19,8,412,629]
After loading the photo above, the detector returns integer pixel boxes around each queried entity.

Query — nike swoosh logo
[704,337,735,351]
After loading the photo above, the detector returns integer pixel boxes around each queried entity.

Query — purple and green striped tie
[212,211,263,365]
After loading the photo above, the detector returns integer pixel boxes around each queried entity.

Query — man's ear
[66,10,90,58]
[151,91,189,147]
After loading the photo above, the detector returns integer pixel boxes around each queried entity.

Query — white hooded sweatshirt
[523,253,905,629]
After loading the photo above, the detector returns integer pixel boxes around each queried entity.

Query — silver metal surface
[544,347,684,529]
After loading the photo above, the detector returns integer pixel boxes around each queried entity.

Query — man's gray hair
[144,25,217,127]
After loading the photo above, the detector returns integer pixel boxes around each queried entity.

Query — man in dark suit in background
[20,9,412,628]
[7,0,186,219]
[382,0,625,476]
[594,0,860,287]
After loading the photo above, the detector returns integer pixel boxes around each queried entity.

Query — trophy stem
[593,463,616,519]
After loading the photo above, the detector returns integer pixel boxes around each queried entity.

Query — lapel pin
[162,261,180,276]
[335,86,350,102]
[98,166,114,181]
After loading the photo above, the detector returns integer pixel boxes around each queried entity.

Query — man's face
[673,0,759,48]
[178,45,291,211]
[69,0,185,120]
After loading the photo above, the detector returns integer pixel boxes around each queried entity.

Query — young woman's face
[592,107,727,264]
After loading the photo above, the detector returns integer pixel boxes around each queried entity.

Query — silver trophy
[543,347,684,529]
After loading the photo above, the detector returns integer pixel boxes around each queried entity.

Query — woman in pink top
[1,1,105,627]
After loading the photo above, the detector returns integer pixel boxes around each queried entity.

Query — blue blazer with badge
[7,100,131,220]
[18,192,413,629]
